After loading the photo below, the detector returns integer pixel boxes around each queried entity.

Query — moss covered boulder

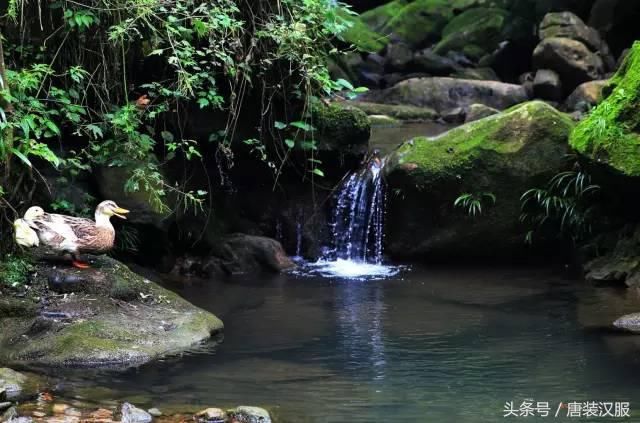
[0,256,223,367]
[434,7,508,60]
[384,101,575,259]
[570,42,640,177]
[312,103,370,155]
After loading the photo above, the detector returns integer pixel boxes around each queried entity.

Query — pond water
[368,121,451,155]
[40,264,640,422]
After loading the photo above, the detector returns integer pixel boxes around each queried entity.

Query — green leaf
[160,130,174,142]
[290,121,314,132]
[11,149,32,168]
[284,139,295,149]
[274,121,287,130]
[335,78,354,91]
[311,168,325,177]
[353,87,369,93]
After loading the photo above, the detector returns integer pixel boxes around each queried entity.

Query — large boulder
[343,100,439,121]
[433,7,509,60]
[532,37,605,94]
[0,256,223,367]
[312,103,370,157]
[563,80,607,112]
[533,69,563,102]
[384,101,575,259]
[361,77,528,114]
[570,42,640,177]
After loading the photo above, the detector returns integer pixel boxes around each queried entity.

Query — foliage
[0,0,357,254]
[454,192,496,217]
[520,169,600,244]
[0,254,33,288]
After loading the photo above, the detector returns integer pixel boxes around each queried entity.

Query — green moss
[360,0,409,32]
[0,255,33,288]
[570,41,640,176]
[339,9,388,53]
[392,101,575,185]
[382,0,455,46]
[346,101,438,121]
[313,103,371,147]
[434,7,507,57]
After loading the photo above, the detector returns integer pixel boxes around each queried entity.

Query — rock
[339,10,387,53]
[582,225,640,288]
[539,12,601,53]
[434,7,509,60]
[411,49,459,75]
[32,411,46,418]
[359,71,383,88]
[451,67,499,81]
[0,256,223,367]
[361,53,386,74]
[384,101,575,259]
[89,408,114,420]
[385,42,412,71]
[532,37,605,93]
[382,72,430,88]
[147,409,162,417]
[570,42,640,177]
[196,408,226,423]
[533,69,563,102]
[121,403,152,423]
[361,77,528,114]
[368,114,400,126]
[0,368,34,400]
[441,107,466,124]
[229,406,271,423]
[343,101,438,122]
[613,313,640,333]
[378,0,455,47]
[312,103,370,156]
[563,80,607,112]
[464,103,499,123]
[0,402,11,412]
[2,406,17,422]
[204,234,295,275]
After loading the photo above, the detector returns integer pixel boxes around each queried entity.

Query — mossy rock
[385,101,575,259]
[360,0,410,32]
[312,103,370,154]
[570,41,640,177]
[381,0,455,47]
[344,100,439,121]
[0,256,223,368]
[338,9,388,53]
[434,7,508,58]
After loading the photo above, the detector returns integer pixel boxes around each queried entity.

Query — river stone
[361,77,528,114]
[385,42,412,71]
[411,49,460,76]
[464,103,499,123]
[532,37,605,93]
[344,101,438,122]
[122,403,152,423]
[613,313,640,333]
[563,80,607,112]
[384,101,575,259]
[0,368,28,400]
[0,256,223,367]
[229,406,271,423]
[312,103,370,156]
[196,408,225,423]
[533,69,563,102]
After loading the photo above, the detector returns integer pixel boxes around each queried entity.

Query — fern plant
[520,170,600,244]
[454,192,496,217]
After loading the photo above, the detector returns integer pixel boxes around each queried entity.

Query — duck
[13,218,40,248]
[23,200,129,269]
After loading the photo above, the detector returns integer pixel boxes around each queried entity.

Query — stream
[35,265,640,422]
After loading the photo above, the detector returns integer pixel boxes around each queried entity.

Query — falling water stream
[301,156,402,279]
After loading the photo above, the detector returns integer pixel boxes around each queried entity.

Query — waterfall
[328,159,387,264]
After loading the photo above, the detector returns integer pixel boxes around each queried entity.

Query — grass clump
[0,255,34,288]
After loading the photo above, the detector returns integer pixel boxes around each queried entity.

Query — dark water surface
[40,265,640,422]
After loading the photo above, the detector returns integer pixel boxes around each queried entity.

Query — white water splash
[305,259,402,280]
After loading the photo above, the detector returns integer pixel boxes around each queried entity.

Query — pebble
[195,408,225,422]
[52,404,69,414]
[89,408,113,419]
[121,403,152,423]
[64,408,81,417]
[0,402,12,411]
[33,411,47,418]
[147,408,162,417]
[230,406,271,423]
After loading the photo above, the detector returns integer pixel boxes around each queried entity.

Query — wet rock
[533,69,563,102]
[32,411,46,418]
[229,406,271,423]
[0,368,28,400]
[563,80,607,113]
[121,403,152,423]
[532,37,604,93]
[441,107,466,124]
[2,406,17,421]
[361,53,386,75]
[411,49,459,76]
[361,77,528,114]
[195,408,225,423]
[147,408,162,417]
[464,103,499,123]
[385,42,412,71]
[613,313,640,333]
[451,67,500,81]
[207,234,295,275]
[368,114,400,126]
[0,402,11,411]
[0,256,223,368]
[52,404,70,414]
[344,101,438,122]
[385,101,575,259]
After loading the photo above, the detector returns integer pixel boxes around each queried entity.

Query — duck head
[24,206,45,220]
[96,200,130,220]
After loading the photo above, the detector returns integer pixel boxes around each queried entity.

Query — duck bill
[113,207,130,219]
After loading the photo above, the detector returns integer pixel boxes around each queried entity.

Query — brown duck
[24,200,129,268]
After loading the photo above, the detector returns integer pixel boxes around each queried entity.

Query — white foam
[296,258,404,280]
